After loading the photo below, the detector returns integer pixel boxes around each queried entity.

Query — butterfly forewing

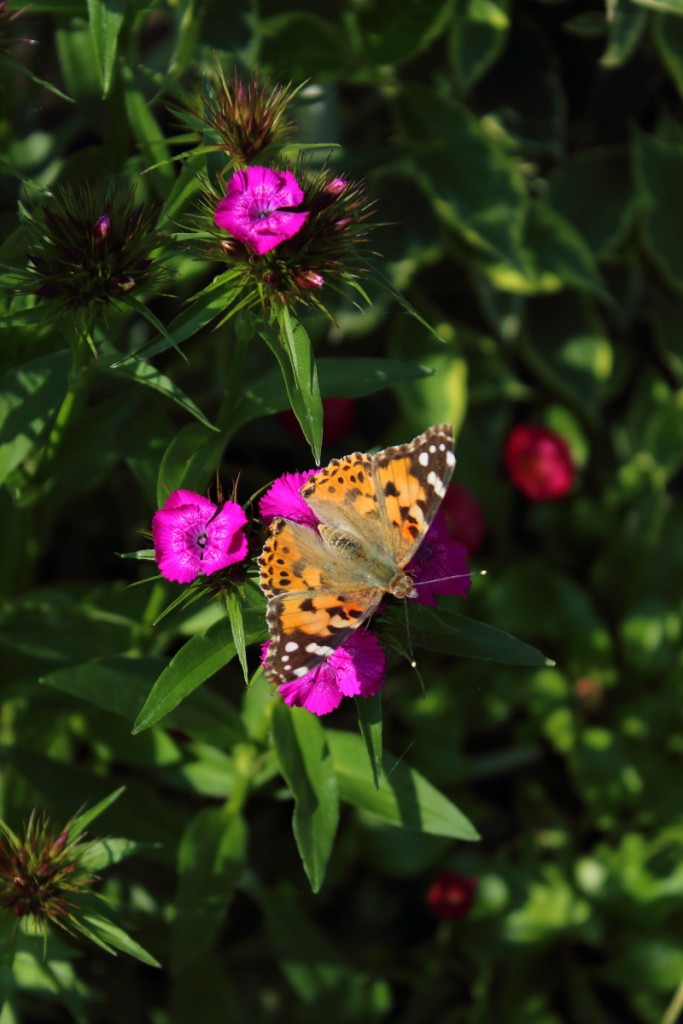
[373,423,456,566]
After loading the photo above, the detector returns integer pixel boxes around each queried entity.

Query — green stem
[37,364,88,479]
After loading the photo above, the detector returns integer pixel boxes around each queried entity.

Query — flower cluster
[189,162,374,320]
[0,811,96,930]
[11,181,171,322]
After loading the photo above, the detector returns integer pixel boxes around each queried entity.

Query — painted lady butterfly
[258,423,456,684]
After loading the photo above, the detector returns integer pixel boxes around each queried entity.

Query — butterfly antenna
[418,568,487,586]
[385,739,415,781]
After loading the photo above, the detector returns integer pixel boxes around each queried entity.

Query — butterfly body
[259,424,456,684]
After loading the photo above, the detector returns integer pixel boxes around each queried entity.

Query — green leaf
[40,654,245,745]
[156,422,225,507]
[171,809,246,973]
[354,693,383,790]
[120,61,175,198]
[75,900,160,966]
[629,0,683,13]
[234,356,432,429]
[327,730,479,840]
[602,0,647,66]
[133,611,267,733]
[398,85,526,265]
[548,147,635,256]
[449,0,510,91]
[111,280,233,366]
[486,201,608,298]
[272,703,339,892]
[86,0,126,95]
[225,588,248,684]
[355,0,454,65]
[520,292,614,421]
[67,786,126,838]
[79,837,151,872]
[106,357,217,431]
[655,12,683,89]
[0,351,71,486]
[634,130,683,292]
[388,600,554,666]
[260,313,323,464]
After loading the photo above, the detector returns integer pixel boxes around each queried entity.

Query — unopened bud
[325,177,347,195]
[294,269,325,290]
[94,215,111,240]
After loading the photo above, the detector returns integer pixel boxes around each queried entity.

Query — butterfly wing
[303,424,456,571]
[258,517,383,685]
[372,423,456,567]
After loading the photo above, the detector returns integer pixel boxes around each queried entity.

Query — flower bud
[503,424,575,501]
[427,872,478,921]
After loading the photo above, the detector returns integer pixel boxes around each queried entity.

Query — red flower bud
[427,871,478,921]
[503,424,575,501]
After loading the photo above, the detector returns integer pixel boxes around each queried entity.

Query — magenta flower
[259,469,319,528]
[152,489,248,584]
[213,166,309,255]
[409,511,471,607]
[504,423,575,501]
[262,631,386,716]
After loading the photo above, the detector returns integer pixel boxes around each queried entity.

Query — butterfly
[258,423,456,685]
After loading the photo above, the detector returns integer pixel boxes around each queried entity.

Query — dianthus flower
[261,630,386,716]
[258,469,319,528]
[409,511,471,607]
[504,424,575,501]
[214,166,309,255]
[152,489,248,584]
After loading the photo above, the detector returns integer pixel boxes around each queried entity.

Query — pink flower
[504,424,575,501]
[152,489,248,584]
[262,631,386,716]
[409,511,471,607]
[259,469,319,528]
[427,872,478,921]
[213,166,309,255]
[439,482,486,553]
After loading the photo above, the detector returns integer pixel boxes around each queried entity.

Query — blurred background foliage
[1,0,683,1021]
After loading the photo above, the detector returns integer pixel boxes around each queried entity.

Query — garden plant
[1,0,683,1022]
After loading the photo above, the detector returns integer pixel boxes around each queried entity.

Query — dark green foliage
[1,0,682,1022]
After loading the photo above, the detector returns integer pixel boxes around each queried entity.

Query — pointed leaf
[384,601,554,666]
[327,730,479,839]
[225,588,248,684]
[133,611,267,732]
[0,350,71,485]
[355,693,383,790]
[67,786,126,839]
[87,0,126,95]
[272,702,339,892]
[107,357,217,431]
